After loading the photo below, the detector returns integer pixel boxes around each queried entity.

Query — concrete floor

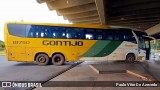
[0,55,160,90]
[0,56,81,90]
[140,60,160,81]
[34,60,160,90]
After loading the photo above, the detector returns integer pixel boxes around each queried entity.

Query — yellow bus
[4,22,151,65]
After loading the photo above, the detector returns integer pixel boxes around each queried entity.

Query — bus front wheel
[52,54,65,66]
[126,54,135,63]
[35,54,49,66]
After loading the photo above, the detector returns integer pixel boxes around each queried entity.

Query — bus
[4,22,152,65]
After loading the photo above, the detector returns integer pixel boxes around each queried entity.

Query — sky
[0,0,69,41]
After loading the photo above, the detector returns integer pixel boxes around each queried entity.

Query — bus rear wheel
[36,54,49,66]
[126,54,135,63]
[52,54,65,66]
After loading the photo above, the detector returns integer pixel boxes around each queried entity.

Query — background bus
[4,22,151,65]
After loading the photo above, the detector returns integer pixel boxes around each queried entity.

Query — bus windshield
[139,37,150,49]
[134,31,150,49]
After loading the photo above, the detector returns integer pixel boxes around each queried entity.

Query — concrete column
[95,0,106,24]
[146,23,160,35]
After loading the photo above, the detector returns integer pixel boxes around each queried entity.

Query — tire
[52,54,65,66]
[126,54,135,63]
[35,54,49,66]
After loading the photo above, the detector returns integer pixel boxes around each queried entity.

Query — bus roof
[5,21,110,29]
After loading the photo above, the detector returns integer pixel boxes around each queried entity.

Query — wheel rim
[54,56,61,63]
[38,56,46,63]
[128,56,134,62]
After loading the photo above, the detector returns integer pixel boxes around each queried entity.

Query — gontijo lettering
[42,40,83,46]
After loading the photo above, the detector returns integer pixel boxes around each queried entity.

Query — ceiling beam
[71,19,100,23]
[46,0,94,10]
[70,16,99,22]
[63,10,98,20]
[56,3,97,15]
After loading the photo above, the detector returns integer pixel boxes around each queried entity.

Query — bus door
[139,36,155,60]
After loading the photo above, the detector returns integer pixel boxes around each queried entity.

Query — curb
[89,65,127,74]
[126,70,156,81]
[90,64,156,81]
[89,65,100,74]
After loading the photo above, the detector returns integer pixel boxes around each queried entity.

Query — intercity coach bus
[4,22,152,65]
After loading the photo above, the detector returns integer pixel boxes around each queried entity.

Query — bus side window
[119,30,136,42]
[52,27,58,38]
[37,26,42,38]
[42,26,52,38]
[27,25,36,38]
[76,28,85,39]
[34,26,44,38]
[34,26,43,38]
[126,30,136,42]
[120,30,129,41]
[34,26,39,38]
[45,26,52,38]
[26,25,32,37]
[51,27,66,38]
[66,27,85,39]
[66,28,73,39]
[50,27,56,38]
[27,25,47,38]
[7,24,26,37]
[114,30,120,40]
[129,32,136,41]
[85,29,95,40]
[95,30,102,40]
[103,30,113,40]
